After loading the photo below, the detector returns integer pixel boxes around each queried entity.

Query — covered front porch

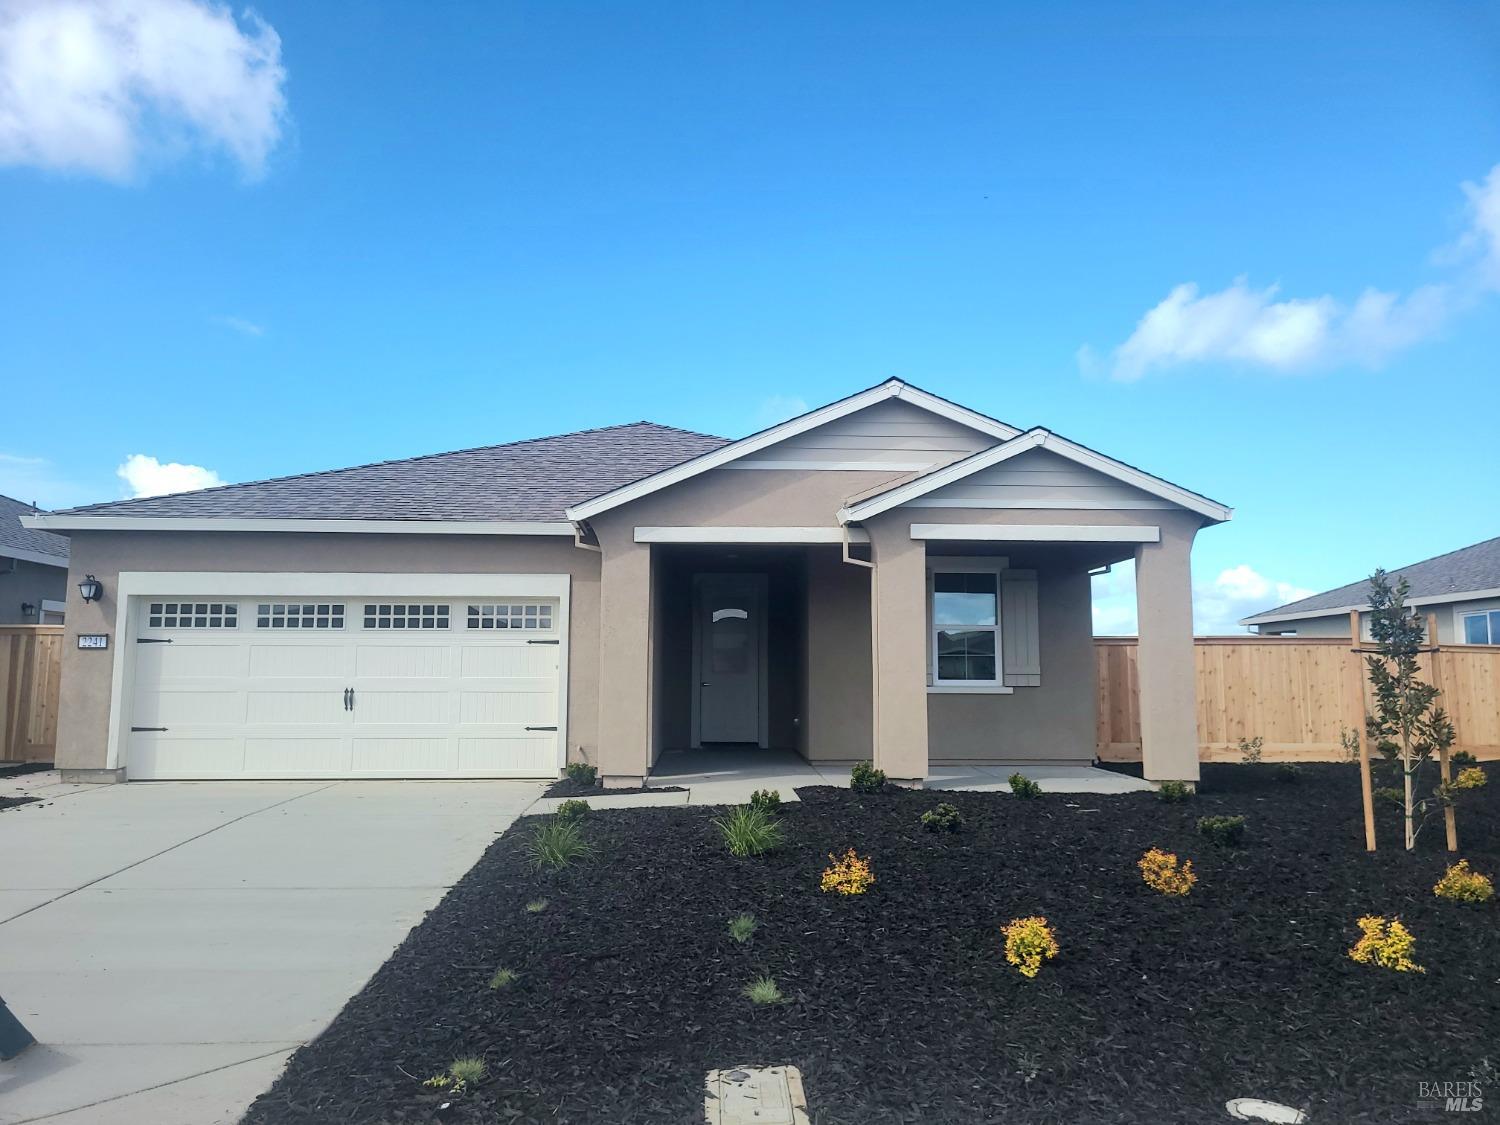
[592,517,1199,787]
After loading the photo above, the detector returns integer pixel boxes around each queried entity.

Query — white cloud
[212,313,264,336]
[1096,163,1500,379]
[1091,560,1313,636]
[117,453,224,497]
[0,0,287,182]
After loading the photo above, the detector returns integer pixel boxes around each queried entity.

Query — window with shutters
[928,566,1001,687]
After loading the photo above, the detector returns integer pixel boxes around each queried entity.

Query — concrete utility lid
[1226,1097,1309,1123]
[705,1065,810,1125]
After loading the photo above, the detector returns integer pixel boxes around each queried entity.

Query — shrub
[850,760,887,793]
[1454,766,1488,790]
[525,817,593,871]
[555,798,590,820]
[524,898,548,914]
[1138,847,1197,896]
[820,848,875,895]
[1008,772,1042,799]
[749,788,781,813]
[1349,915,1424,973]
[1002,916,1059,979]
[1156,780,1191,803]
[1274,763,1300,783]
[448,1056,488,1086]
[1237,735,1264,764]
[713,805,784,857]
[743,974,783,1004]
[564,761,597,786]
[1434,859,1495,904]
[727,912,758,943]
[488,967,518,990]
[920,802,964,833]
[1197,814,1246,847]
[1451,749,1478,767]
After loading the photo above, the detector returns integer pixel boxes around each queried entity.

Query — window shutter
[1001,570,1040,687]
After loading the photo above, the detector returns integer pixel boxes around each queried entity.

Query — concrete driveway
[0,773,542,1124]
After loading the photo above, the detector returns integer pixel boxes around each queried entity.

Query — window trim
[926,557,1012,693]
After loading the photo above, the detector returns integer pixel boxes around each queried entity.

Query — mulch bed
[541,778,687,798]
[0,762,52,779]
[244,763,1499,1125]
[0,796,39,812]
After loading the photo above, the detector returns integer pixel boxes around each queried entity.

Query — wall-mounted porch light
[77,575,104,604]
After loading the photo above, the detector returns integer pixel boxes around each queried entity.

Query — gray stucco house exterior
[1241,536,1500,644]
[1,494,68,625]
[27,381,1230,786]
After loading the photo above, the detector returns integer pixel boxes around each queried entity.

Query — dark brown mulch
[243,763,1500,1125]
[542,778,687,798]
[0,796,39,812]
[0,762,52,779]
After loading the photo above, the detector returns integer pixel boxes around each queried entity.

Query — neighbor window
[930,571,1000,685]
[1462,610,1500,645]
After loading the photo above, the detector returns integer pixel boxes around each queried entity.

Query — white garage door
[126,596,563,779]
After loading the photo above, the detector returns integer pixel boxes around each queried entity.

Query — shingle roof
[1243,536,1500,623]
[0,494,69,563]
[54,423,729,522]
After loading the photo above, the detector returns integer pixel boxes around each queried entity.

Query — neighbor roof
[1242,536,1500,625]
[0,494,69,567]
[41,423,727,525]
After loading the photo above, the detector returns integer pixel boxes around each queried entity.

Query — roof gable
[565,379,1020,522]
[837,429,1233,524]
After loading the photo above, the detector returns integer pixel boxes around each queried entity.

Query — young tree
[1363,569,1458,850]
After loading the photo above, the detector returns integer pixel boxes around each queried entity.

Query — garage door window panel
[467,603,555,630]
[363,603,451,630]
[257,603,346,629]
[148,602,238,629]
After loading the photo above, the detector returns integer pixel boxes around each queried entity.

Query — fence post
[1427,613,1458,852]
[1348,610,1376,851]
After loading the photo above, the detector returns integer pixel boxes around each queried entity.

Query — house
[1241,536,1500,644]
[1,494,68,625]
[25,380,1230,786]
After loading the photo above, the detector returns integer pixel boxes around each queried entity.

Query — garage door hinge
[526,638,560,645]
[130,726,168,732]
[525,725,558,731]
[136,637,173,644]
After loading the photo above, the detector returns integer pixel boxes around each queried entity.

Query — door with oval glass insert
[692,573,767,746]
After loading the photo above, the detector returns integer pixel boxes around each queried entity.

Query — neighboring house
[26,380,1230,785]
[1241,536,1500,644]
[0,493,68,625]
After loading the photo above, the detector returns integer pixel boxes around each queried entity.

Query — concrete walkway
[0,774,541,1125]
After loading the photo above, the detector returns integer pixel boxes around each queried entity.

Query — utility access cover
[704,1065,811,1125]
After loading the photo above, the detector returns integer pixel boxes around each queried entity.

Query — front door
[693,573,767,746]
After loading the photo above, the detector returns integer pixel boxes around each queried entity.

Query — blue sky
[2,1,1497,631]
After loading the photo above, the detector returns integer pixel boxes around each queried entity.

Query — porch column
[1134,514,1200,783]
[594,523,653,786]
[867,520,928,782]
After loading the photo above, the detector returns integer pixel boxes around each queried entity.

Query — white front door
[693,574,767,746]
[125,595,563,779]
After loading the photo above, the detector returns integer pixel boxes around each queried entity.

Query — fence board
[0,625,63,762]
[1096,636,1500,762]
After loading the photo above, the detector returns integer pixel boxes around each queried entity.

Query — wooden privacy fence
[1,625,63,763]
[1097,635,1500,762]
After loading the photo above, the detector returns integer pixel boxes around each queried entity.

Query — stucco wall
[53,531,602,772]
[803,548,873,761]
[0,558,67,624]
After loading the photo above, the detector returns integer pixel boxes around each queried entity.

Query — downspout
[840,522,874,569]
[571,520,601,553]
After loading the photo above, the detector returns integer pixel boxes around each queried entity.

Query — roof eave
[22,515,576,536]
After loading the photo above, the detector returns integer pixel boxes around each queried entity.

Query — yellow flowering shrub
[1453,766,1487,790]
[1001,916,1059,979]
[1434,859,1494,904]
[1137,847,1197,896]
[820,848,875,896]
[1348,915,1424,973]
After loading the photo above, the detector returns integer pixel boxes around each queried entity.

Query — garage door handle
[527,639,560,645]
[343,688,353,711]
[137,637,172,644]
[525,725,557,731]
[131,726,168,732]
